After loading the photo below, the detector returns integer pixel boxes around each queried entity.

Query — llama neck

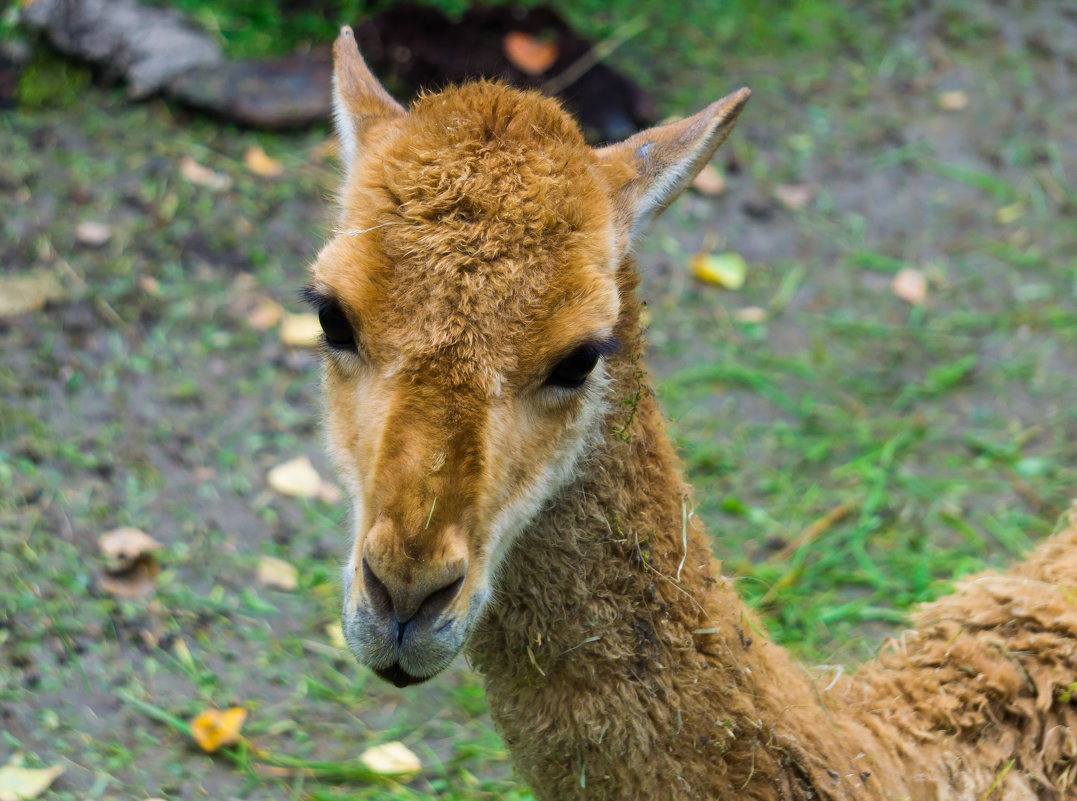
[466,294,886,798]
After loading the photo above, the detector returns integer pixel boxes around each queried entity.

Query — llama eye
[545,345,602,389]
[318,302,357,352]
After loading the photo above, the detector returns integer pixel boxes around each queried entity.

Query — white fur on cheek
[480,364,613,595]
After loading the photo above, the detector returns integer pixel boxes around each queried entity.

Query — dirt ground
[2,2,1077,799]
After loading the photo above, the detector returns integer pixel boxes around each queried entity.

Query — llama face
[311,81,622,685]
[319,27,747,686]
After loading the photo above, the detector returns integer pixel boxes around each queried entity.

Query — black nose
[362,557,464,642]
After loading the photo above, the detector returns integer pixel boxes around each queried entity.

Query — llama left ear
[595,87,750,248]
[333,26,406,177]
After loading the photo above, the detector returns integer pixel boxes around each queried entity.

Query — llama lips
[374,662,431,688]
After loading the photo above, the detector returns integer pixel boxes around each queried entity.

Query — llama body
[311,28,1077,800]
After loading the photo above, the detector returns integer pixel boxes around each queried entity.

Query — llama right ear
[595,88,750,249]
[332,26,406,176]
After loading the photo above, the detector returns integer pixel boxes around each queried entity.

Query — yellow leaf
[0,762,64,801]
[0,271,65,319]
[267,456,322,499]
[995,202,1025,224]
[244,145,284,178]
[359,741,422,777]
[280,312,322,348]
[190,707,247,753]
[257,556,298,591]
[326,621,347,650]
[690,252,747,290]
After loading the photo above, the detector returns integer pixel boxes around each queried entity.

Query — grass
[3,0,1077,798]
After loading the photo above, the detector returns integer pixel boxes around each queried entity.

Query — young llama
[308,27,1077,800]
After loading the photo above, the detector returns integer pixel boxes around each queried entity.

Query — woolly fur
[319,74,1077,800]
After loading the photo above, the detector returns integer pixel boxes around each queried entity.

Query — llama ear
[595,87,750,247]
[332,26,406,175]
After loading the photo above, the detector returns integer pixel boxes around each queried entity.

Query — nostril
[362,558,393,618]
[418,574,465,622]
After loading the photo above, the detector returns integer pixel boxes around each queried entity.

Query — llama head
[310,27,748,687]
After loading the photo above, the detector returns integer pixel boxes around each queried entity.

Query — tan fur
[313,29,1077,800]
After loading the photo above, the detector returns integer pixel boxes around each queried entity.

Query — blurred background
[1,1,1076,799]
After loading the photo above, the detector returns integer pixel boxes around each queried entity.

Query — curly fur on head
[316,27,1077,801]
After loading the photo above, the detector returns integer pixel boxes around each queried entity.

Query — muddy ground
[2,2,1077,799]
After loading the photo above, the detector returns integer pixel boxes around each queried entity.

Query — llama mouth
[374,662,432,688]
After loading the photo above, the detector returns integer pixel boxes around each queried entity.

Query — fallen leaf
[773,183,813,211]
[995,202,1025,224]
[0,271,65,319]
[359,741,422,777]
[138,275,161,295]
[734,306,767,323]
[247,297,283,331]
[0,762,64,801]
[891,267,927,305]
[258,556,298,591]
[180,156,232,191]
[326,621,347,650]
[502,31,559,75]
[937,90,968,110]
[280,312,322,348]
[317,481,344,505]
[691,164,725,196]
[97,527,163,599]
[75,220,112,247]
[268,456,322,499]
[99,527,162,572]
[190,707,247,753]
[244,145,284,178]
[690,252,747,290]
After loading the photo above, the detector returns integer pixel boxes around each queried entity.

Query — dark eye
[318,302,357,351]
[545,345,602,389]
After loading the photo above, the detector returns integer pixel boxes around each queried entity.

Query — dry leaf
[257,556,298,591]
[247,297,283,331]
[891,267,927,305]
[690,252,747,290]
[244,145,284,178]
[97,527,162,599]
[180,156,232,191]
[75,220,112,247]
[138,275,161,295]
[359,741,422,777]
[99,527,162,571]
[502,31,559,75]
[0,762,65,801]
[0,271,65,319]
[317,481,344,505]
[190,707,247,753]
[326,621,347,650]
[937,90,968,110]
[267,456,322,499]
[734,306,767,324]
[280,313,322,348]
[691,164,725,196]
[995,202,1025,224]
[773,183,813,211]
